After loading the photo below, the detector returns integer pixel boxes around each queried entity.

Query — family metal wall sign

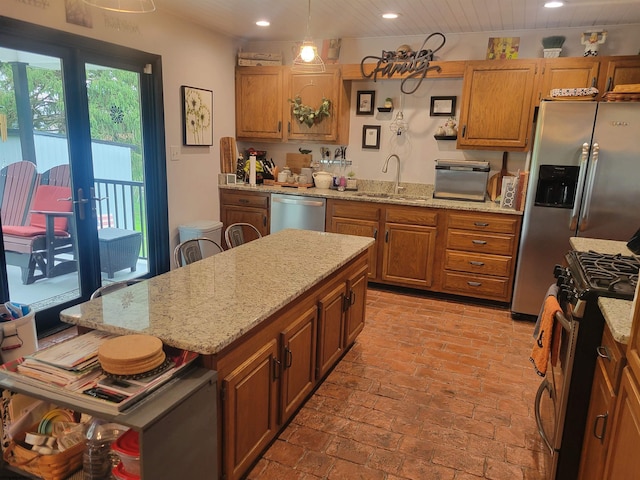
[360,33,446,95]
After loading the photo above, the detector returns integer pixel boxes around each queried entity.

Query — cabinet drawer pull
[373,229,377,240]
[473,222,489,227]
[278,121,281,133]
[469,261,485,266]
[467,281,482,287]
[594,412,609,443]
[472,240,487,245]
[596,346,611,361]
[272,358,281,380]
[239,198,249,204]
[350,290,356,306]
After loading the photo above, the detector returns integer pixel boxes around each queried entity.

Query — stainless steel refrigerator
[511,101,640,317]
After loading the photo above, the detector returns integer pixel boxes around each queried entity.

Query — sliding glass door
[0,18,169,336]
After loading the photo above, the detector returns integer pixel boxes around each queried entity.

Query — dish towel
[530,295,562,377]
[533,284,559,339]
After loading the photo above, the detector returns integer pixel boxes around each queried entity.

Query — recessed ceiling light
[382,13,399,19]
[256,20,270,27]
[544,1,564,7]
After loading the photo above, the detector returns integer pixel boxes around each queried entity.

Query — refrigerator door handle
[570,143,591,231]
[578,143,599,232]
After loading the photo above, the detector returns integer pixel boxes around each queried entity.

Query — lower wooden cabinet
[220,190,270,237]
[578,357,616,480]
[280,305,318,422]
[382,222,437,288]
[210,252,368,480]
[441,211,520,302]
[222,339,279,480]
[602,367,640,479]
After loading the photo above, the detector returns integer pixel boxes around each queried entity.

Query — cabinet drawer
[330,200,380,221]
[599,324,626,394]
[221,191,269,208]
[447,230,516,255]
[448,212,519,234]
[385,207,438,226]
[441,271,510,300]
[444,250,512,277]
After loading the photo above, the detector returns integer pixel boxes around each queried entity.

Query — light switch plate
[170,146,180,161]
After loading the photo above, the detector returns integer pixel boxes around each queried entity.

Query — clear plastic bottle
[83,419,125,480]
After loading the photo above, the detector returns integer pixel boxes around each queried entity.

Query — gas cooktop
[566,250,639,300]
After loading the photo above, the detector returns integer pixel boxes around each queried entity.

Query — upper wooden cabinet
[288,67,349,143]
[599,56,640,93]
[536,57,600,104]
[235,65,350,144]
[457,59,539,151]
[235,66,284,140]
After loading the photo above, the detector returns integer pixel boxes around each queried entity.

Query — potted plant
[542,36,565,58]
[346,170,357,190]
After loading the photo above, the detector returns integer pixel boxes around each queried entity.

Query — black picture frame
[181,85,214,146]
[430,96,456,117]
[356,90,375,115]
[362,125,381,149]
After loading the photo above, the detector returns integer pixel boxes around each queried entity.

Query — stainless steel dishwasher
[270,193,326,233]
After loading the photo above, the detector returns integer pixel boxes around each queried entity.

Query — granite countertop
[60,230,374,355]
[570,237,635,344]
[221,180,522,216]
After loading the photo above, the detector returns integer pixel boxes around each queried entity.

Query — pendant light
[82,0,156,13]
[292,0,325,73]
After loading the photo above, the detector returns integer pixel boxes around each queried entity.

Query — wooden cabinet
[441,211,521,302]
[211,252,368,480]
[288,66,349,143]
[600,272,640,479]
[344,264,368,346]
[579,324,625,480]
[536,57,600,104]
[280,305,317,422]
[599,56,640,94]
[235,66,284,140]
[222,339,279,480]
[327,200,380,279]
[235,65,350,144]
[220,189,270,236]
[382,207,438,288]
[602,367,640,479]
[457,59,539,151]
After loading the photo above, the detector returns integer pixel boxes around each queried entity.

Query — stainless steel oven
[534,251,639,479]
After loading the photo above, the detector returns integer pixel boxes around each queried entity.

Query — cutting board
[285,153,312,174]
[487,152,514,201]
[220,137,237,173]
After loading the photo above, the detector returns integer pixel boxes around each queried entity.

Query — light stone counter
[60,230,374,354]
[220,180,522,215]
[570,237,635,345]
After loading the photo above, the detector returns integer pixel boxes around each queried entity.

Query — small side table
[98,228,142,278]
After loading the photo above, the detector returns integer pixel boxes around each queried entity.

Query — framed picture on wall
[356,90,375,115]
[362,125,381,149]
[181,85,213,146]
[430,96,456,117]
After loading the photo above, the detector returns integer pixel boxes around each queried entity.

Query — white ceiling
[154,0,640,42]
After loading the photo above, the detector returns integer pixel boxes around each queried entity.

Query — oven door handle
[555,311,571,332]
[534,379,556,456]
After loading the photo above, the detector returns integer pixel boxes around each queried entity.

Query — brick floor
[247,286,547,480]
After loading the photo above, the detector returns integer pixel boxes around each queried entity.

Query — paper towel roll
[249,155,256,187]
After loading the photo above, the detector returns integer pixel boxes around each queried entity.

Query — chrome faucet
[382,154,404,194]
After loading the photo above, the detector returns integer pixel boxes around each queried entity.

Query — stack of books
[1,331,199,414]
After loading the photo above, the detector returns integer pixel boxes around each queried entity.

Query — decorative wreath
[289,96,331,128]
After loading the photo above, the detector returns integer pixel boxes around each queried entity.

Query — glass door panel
[85,63,149,285]
[0,48,81,317]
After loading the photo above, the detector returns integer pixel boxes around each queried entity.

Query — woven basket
[2,426,84,480]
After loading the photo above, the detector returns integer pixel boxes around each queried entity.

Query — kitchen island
[60,229,374,480]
